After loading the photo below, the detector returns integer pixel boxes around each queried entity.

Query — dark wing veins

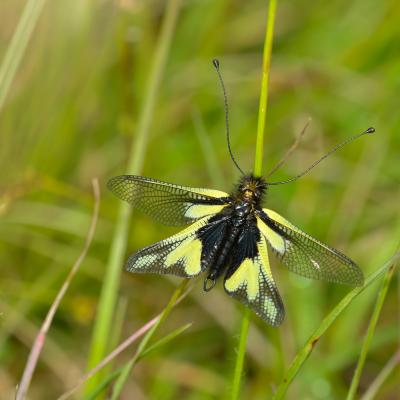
[258,209,364,286]
[108,175,232,226]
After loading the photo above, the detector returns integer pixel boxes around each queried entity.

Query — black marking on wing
[258,210,364,286]
[108,175,231,226]
[224,220,285,326]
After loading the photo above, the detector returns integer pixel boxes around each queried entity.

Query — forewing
[257,208,364,286]
[108,175,231,226]
[224,222,284,326]
[126,214,229,278]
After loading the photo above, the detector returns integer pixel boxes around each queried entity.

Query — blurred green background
[1,0,399,399]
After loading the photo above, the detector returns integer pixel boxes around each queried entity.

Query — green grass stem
[272,252,400,400]
[360,348,400,400]
[231,1,277,399]
[346,262,397,400]
[85,0,182,393]
[0,0,46,112]
[84,322,191,399]
[15,179,100,400]
[253,0,277,177]
[230,307,251,400]
[110,280,189,399]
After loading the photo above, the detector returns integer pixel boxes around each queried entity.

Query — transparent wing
[257,208,364,286]
[108,175,231,226]
[224,223,284,326]
[126,214,229,278]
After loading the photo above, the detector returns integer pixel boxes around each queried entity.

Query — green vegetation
[1,0,399,399]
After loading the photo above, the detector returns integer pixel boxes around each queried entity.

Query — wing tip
[269,311,285,327]
[107,175,124,192]
[352,270,365,287]
[346,263,364,286]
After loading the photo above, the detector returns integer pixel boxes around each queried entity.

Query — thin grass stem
[253,0,277,177]
[83,322,192,399]
[57,285,190,400]
[0,0,46,112]
[16,179,100,400]
[272,252,400,400]
[346,263,396,400]
[230,308,251,399]
[360,348,400,400]
[110,280,189,399]
[230,2,277,399]
[85,0,182,393]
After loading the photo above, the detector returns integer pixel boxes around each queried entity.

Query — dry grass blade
[15,179,100,400]
[57,316,158,400]
[267,117,311,177]
[57,287,190,400]
[360,348,400,400]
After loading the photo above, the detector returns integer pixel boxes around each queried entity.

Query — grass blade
[58,316,158,400]
[360,348,400,400]
[138,322,192,360]
[346,262,397,399]
[57,285,189,400]
[85,0,183,393]
[231,1,278,399]
[230,308,251,400]
[110,280,189,399]
[272,252,400,400]
[0,0,46,112]
[253,0,278,177]
[83,322,191,400]
[15,179,100,400]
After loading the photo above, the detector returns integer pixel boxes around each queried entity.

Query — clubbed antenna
[212,59,245,175]
[266,127,375,185]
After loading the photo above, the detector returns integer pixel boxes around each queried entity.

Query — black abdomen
[203,201,252,291]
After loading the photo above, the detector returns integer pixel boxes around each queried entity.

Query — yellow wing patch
[262,208,340,255]
[257,216,285,254]
[259,208,364,286]
[224,258,259,300]
[184,204,226,220]
[224,236,284,326]
[126,216,212,277]
[191,188,229,198]
[263,208,300,232]
[165,236,202,276]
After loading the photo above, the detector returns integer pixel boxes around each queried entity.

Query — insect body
[108,60,373,326]
[107,173,364,326]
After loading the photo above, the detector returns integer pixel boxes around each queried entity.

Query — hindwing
[126,214,229,278]
[257,208,364,286]
[224,222,284,326]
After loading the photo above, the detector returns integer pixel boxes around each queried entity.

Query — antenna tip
[365,127,375,134]
[212,59,220,70]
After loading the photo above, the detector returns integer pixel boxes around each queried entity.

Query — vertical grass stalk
[360,348,400,400]
[231,1,278,399]
[16,179,100,400]
[0,0,46,112]
[253,0,277,177]
[346,263,396,400]
[109,280,189,399]
[85,0,182,393]
[272,253,399,400]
